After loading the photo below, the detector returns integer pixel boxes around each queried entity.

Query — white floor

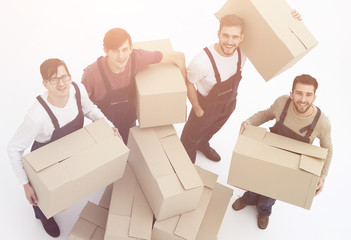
[0,0,350,239]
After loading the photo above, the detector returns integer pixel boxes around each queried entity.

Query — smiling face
[216,25,244,57]
[43,65,72,99]
[290,83,316,116]
[104,40,132,73]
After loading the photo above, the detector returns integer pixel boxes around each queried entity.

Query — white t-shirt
[7,82,113,185]
[187,44,246,96]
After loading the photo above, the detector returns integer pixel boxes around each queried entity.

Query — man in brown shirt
[232,74,333,229]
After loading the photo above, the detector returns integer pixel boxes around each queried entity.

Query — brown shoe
[257,214,269,229]
[198,147,221,162]
[232,197,247,211]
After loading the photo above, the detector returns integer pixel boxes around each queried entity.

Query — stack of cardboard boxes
[24,0,323,238]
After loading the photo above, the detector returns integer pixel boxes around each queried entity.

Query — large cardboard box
[152,166,233,240]
[69,201,108,240]
[23,119,129,218]
[133,39,187,128]
[228,125,328,209]
[104,164,153,240]
[216,0,318,81]
[127,125,204,220]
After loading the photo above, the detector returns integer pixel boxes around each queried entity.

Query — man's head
[217,14,245,56]
[103,28,133,73]
[40,58,72,98]
[290,74,318,115]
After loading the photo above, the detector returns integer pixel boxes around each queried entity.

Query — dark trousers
[242,191,276,216]
[33,206,48,220]
[181,100,236,163]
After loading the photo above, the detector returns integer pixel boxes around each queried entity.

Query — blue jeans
[242,191,276,216]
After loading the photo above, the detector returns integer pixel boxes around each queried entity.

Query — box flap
[197,183,233,240]
[157,173,184,198]
[154,125,177,139]
[264,131,328,159]
[289,21,318,50]
[299,155,325,176]
[131,127,174,178]
[242,125,266,141]
[38,162,71,191]
[85,118,115,142]
[69,217,97,239]
[79,201,108,229]
[105,214,131,238]
[109,164,137,216]
[90,226,105,240]
[160,134,203,190]
[99,184,113,209]
[23,128,95,172]
[194,165,218,190]
[61,136,128,181]
[175,186,213,239]
[129,184,153,239]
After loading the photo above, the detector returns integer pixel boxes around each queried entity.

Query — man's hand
[194,107,204,118]
[239,122,248,135]
[23,183,38,206]
[291,9,302,21]
[112,127,122,139]
[315,179,324,196]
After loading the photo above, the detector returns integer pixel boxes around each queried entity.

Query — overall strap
[299,107,321,137]
[36,96,59,129]
[236,48,242,74]
[279,98,291,124]
[97,56,112,91]
[71,82,82,110]
[203,47,221,83]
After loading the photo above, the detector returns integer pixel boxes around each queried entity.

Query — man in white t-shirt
[180,14,246,163]
[181,11,302,163]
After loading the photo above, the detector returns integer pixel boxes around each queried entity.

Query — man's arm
[186,79,204,117]
[160,51,187,80]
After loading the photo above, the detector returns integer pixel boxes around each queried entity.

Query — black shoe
[198,147,221,162]
[39,217,60,238]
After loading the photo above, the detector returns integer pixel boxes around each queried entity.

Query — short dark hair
[219,14,245,33]
[40,58,70,80]
[103,28,132,50]
[292,74,319,93]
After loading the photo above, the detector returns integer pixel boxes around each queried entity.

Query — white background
[1,0,350,239]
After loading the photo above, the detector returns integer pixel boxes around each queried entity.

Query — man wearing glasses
[7,58,119,238]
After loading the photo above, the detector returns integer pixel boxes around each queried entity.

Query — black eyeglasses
[46,75,71,85]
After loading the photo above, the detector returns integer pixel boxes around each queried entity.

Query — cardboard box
[152,166,233,240]
[105,163,153,240]
[127,125,204,220]
[99,184,113,210]
[216,0,318,81]
[228,125,328,209]
[133,39,187,128]
[69,201,108,240]
[23,119,129,218]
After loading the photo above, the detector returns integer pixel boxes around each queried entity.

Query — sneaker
[39,217,60,238]
[198,147,221,162]
[232,197,247,211]
[257,214,269,229]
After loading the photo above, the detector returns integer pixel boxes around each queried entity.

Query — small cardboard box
[127,125,204,220]
[23,119,129,218]
[69,201,108,240]
[228,125,328,209]
[152,166,233,240]
[216,0,318,81]
[133,39,187,128]
[104,163,153,240]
